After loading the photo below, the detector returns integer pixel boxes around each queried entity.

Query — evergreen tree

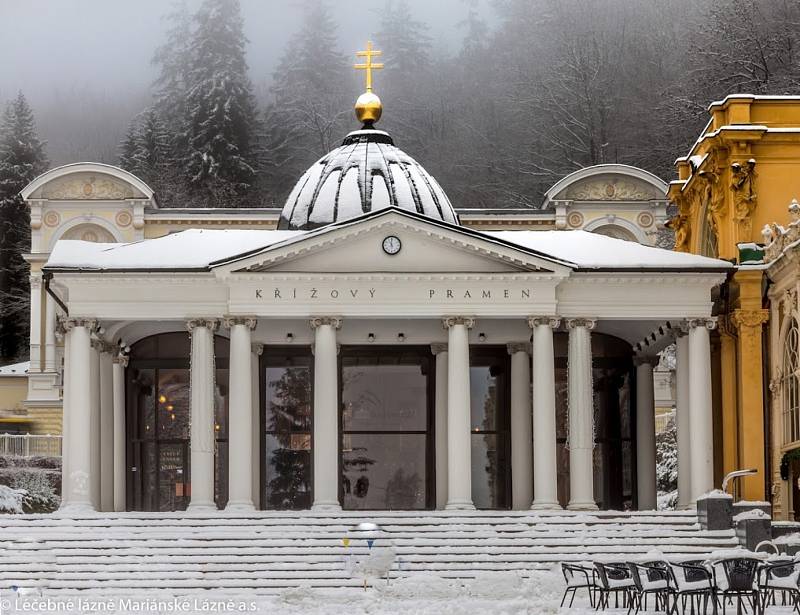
[262,1,352,203]
[133,109,171,186]
[0,92,47,362]
[182,0,261,206]
[118,120,139,172]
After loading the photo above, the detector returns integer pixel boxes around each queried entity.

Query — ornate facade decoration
[41,173,138,200]
[731,159,757,239]
[698,153,726,240]
[564,177,656,201]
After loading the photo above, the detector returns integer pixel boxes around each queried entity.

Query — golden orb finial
[354,41,384,127]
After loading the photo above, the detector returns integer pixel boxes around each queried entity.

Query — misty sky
[0,0,487,99]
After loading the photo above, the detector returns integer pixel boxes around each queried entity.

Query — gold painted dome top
[353,41,384,128]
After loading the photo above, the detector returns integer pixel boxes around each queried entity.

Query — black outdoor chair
[758,558,800,613]
[628,561,670,614]
[667,561,715,615]
[560,562,597,608]
[710,557,761,615]
[594,562,635,610]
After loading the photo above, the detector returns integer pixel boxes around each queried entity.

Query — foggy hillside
[1,0,799,209]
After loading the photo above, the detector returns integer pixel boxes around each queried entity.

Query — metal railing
[0,434,62,458]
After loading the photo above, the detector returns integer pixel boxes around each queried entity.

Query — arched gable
[543,164,668,207]
[21,163,155,202]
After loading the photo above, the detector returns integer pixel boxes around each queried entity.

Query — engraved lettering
[464,290,471,298]
[274,289,281,299]
[255,289,262,299]
[429,290,435,298]
[350,289,358,298]
[504,289,510,298]
[482,290,491,298]
[293,288,297,299]
[446,290,453,299]
[522,289,530,299]
[330,289,339,299]
[369,288,376,298]
[311,288,318,299]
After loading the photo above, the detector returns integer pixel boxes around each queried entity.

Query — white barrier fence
[0,434,62,457]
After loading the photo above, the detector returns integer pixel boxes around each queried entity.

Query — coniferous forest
[1,0,800,362]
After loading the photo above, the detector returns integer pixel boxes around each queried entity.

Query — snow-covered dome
[278,129,459,230]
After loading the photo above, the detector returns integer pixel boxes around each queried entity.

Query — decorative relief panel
[43,210,61,227]
[62,223,116,243]
[566,211,584,228]
[115,210,133,227]
[564,176,657,201]
[41,173,140,200]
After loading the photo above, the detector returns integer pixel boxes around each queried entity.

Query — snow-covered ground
[2,570,796,615]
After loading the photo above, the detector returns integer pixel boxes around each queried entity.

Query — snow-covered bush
[0,484,26,514]
[657,416,677,509]
[12,470,59,513]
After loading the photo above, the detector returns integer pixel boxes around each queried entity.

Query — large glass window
[470,349,511,510]
[262,350,312,510]
[341,348,433,510]
[126,332,229,512]
[785,319,800,445]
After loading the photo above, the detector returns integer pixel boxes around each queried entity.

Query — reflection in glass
[263,357,312,510]
[469,354,510,510]
[341,351,432,510]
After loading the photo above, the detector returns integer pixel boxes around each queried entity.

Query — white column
[59,323,71,508]
[689,318,716,502]
[508,342,533,510]
[432,343,449,510]
[310,317,342,511]
[187,318,218,510]
[99,344,114,512]
[112,353,128,512]
[567,318,598,511]
[89,340,101,510]
[29,274,42,373]
[251,343,263,509]
[44,292,57,372]
[60,319,96,512]
[635,356,658,510]
[443,316,475,510]
[225,317,257,511]
[529,316,561,510]
[675,331,691,509]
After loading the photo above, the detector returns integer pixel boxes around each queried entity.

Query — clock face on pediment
[382,235,401,255]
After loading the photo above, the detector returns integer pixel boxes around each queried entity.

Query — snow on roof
[45,225,732,272]
[46,229,306,270]
[0,361,29,376]
[486,230,732,270]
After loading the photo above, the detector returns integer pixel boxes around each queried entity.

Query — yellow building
[669,94,800,503]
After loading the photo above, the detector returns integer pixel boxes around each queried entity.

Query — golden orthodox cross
[354,41,384,93]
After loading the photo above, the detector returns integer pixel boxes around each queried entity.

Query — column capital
[309,316,342,330]
[113,354,129,368]
[528,316,560,329]
[94,340,117,355]
[430,343,448,355]
[251,342,264,356]
[64,317,97,332]
[223,316,258,330]
[507,342,530,355]
[566,318,597,331]
[186,318,219,333]
[633,355,660,368]
[687,317,717,331]
[442,316,475,329]
[730,308,769,330]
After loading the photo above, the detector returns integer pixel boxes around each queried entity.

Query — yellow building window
[785,319,800,445]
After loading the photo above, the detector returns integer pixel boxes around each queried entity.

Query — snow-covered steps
[0,509,737,595]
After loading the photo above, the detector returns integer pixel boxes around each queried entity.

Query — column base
[530,501,562,511]
[56,502,97,515]
[567,501,599,511]
[311,501,342,511]
[225,501,256,512]
[445,500,476,510]
[187,501,217,512]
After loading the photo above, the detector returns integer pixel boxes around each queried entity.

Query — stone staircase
[0,510,738,596]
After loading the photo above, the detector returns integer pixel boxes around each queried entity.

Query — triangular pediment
[212,209,572,276]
